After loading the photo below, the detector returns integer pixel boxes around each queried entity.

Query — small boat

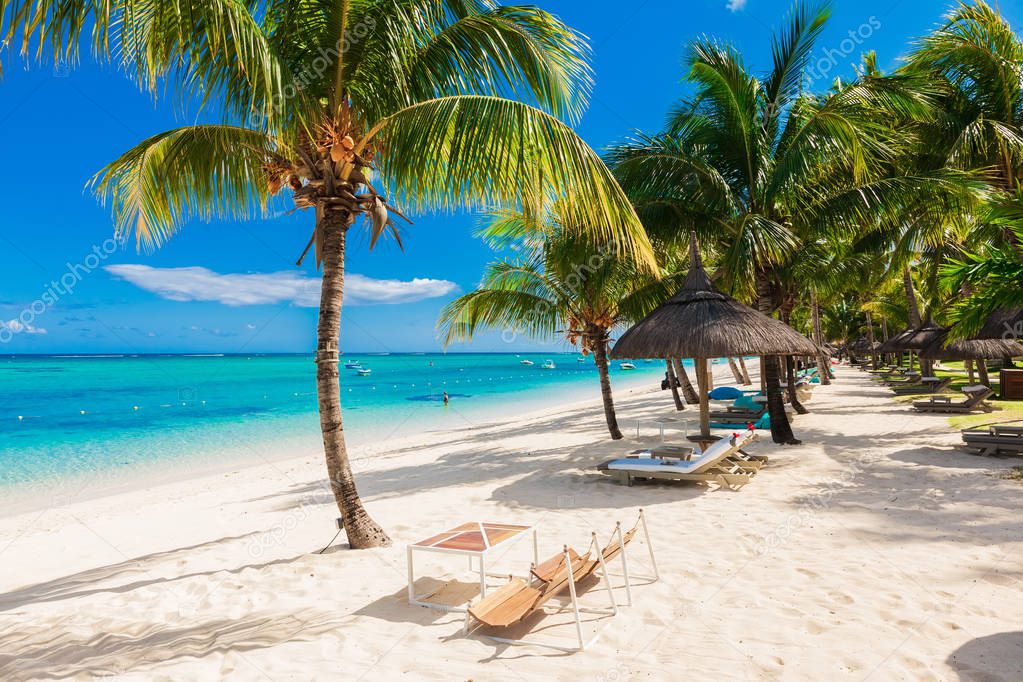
[356,368,372,376]
[620,362,637,371]
[520,359,534,366]
[541,360,556,370]
[576,357,587,363]
[344,360,362,369]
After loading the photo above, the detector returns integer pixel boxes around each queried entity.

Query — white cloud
[105,265,459,307]
[1,319,47,335]
[727,0,747,11]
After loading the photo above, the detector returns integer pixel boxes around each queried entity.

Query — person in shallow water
[443,392,449,406]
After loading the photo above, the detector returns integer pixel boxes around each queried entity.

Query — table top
[412,522,531,553]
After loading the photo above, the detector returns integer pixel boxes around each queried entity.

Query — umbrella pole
[695,357,711,438]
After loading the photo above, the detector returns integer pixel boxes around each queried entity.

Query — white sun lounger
[598,431,759,488]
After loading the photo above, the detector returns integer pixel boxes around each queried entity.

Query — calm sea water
[0,353,674,497]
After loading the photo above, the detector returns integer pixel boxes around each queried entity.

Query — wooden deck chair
[464,542,617,652]
[960,424,1023,456]
[885,371,922,387]
[891,376,951,395]
[913,385,995,413]
[598,509,660,607]
[597,431,759,488]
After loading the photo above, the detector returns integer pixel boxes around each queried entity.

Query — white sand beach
[1,365,1021,681]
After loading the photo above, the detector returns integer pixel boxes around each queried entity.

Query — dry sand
[0,365,1021,681]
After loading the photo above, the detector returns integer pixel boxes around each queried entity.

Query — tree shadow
[0,532,264,613]
[0,609,343,680]
[946,631,1023,681]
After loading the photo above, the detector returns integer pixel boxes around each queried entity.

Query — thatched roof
[610,236,821,359]
[878,321,947,353]
[877,328,916,354]
[977,307,1023,340]
[902,322,949,351]
[849,336,880,354]
[919,332,1022,361]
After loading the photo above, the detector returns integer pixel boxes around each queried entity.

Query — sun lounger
[709,405,766,422]
[913,385,995,413]
[597,431,759,488]
[885,372,922,387]
[464,537,618,651]
[633,438,768,468]
[891,376,952,395]
[960,424,1023,456]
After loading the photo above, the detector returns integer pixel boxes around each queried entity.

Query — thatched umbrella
[849,336,879,355]
[920,331,1021,386]
[877,328,916,354]
[977,307,1023,341]
[611,235,820,443]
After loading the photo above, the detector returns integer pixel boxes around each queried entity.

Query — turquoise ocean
[1,353,681,502]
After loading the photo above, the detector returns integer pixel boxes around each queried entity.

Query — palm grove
[3,0,1020,547]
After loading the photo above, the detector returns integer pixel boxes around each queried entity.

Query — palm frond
[89,125,277,252]
[366,95,656,271]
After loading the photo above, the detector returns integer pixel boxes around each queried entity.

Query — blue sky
[0,0,1014,354]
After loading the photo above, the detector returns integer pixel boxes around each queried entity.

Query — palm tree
[439,210,673,440]
[904,1,1023,333]
[3,1,654,547]
[607,1,938,443]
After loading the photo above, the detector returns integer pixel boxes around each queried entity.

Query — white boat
[520,359,534,366]
[541,360,556,370]
[577,357,587,363]
[344,360,362,369]
[356,368,372,376]
[620,362,637,371]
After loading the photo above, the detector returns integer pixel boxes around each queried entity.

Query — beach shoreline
[0,364,670,517]
[2,365,1021,680]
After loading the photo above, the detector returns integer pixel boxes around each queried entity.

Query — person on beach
[443,392,449,407]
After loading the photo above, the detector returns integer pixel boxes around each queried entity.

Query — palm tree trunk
[665,359,684,410]
[966,359,976,384]
[737,356,752,385]
[866,311,879,370]
[673,357,700,404]
[811,292,831,386]
[978,359,991,388]
[765,355,797,444]
[593,337,623,439]
[903,268,922,328]
[316,210,390,548]
[756,271,796,444]
[785,356,809,414]
[727,357,743,384]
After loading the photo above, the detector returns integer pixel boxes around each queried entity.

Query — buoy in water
[17,415,23,421]
[80,410,86,415]
[133,406,140,411]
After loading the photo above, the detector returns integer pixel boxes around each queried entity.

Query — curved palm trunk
[727,357,744,384]
[737,356,752,385]
[785,356,809,415]
[316,210,390,548]
[665,359,685,411]
[978,359,991,388]
[673,357,700,404]
[593,338,623,439]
